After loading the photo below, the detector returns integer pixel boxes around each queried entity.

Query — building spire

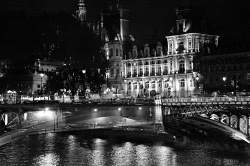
[76,0,87,22]
[109,0,119,11]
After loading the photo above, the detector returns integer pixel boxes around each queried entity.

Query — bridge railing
[162,96,250,103]
[0,94,155,105]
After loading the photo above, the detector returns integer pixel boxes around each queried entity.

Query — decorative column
[168,61,171,74]
[124,63,127,77]
[142,80,145,96]
[131,82,134,96]
[143,62,145,76]
[155,60,157,76]
[137,81,139,96]
[184,56,187,73]
[130,66,133,78]
[162,80,164,96]
[161,61,163,75]
[155,79,158,92]
[175,56,178,73]
[149,62,151,76]
[137,62,139,77]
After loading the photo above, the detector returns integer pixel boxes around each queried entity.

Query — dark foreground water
[1,130,250,166]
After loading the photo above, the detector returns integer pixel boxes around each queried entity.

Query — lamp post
[139,79,143,97]
[40,73,44,94]
[105,70,109,88]
[196,76,199,95]
[222,76,226,94]
[82,69,86,96]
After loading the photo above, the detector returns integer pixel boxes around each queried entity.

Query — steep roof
[169,6,215,35]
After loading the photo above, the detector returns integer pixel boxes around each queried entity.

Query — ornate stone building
[106,6,219,98]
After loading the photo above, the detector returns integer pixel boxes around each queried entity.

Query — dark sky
[0,0,250,46]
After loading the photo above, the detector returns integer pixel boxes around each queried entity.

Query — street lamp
[139,79,143,97]
[105,70,109,88]
[196,76,199,95]
[222,76,226,94]
[82,69,86,96]
[40,73,44,94]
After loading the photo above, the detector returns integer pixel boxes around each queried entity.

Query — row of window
[127,79,188,89]
[109,48,122,58]
[126,59,168,66]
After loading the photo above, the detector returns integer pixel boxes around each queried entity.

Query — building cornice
[165,33,219,39]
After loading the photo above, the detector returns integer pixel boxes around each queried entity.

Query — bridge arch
[239,115,248,135]
[220,114,230,125]
[210,114,219,122]
[230,115,238,129]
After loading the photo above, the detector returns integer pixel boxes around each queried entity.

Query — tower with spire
[99,0,133,95]
[76,0,87,23]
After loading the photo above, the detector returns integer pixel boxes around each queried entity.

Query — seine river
[1,105,250,166]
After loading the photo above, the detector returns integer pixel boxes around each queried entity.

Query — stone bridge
[161,96,250,143]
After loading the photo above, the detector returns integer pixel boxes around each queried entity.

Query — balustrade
[162,96,250,105]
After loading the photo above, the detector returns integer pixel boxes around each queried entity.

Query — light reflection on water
[34,153,59,166]
[1,105,250,165]
[1,132,250,166]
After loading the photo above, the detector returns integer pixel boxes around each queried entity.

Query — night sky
[0,0,250,47]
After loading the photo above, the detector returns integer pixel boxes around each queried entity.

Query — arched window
[128,83,131,90]
[179,60,185,73]
[180,79,185,87]
[178,42,184,53]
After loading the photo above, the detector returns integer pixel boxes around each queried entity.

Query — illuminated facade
[106,7,219,98]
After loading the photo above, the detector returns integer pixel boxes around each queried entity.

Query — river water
[1,106,250,166]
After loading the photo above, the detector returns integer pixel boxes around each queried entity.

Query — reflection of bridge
[0,104,74,133]
[161,97,250,143]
